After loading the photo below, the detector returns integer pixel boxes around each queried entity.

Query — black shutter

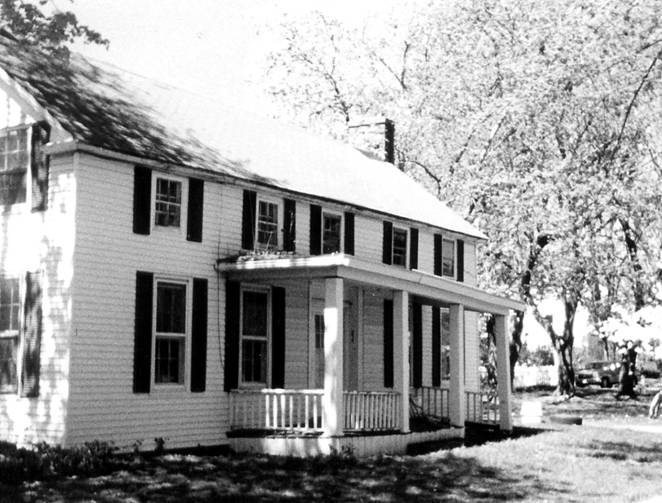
[383,298,393,388]
[344,212,355,255]
[271,286,286,388]
[20,271,42,397]
[409,228,419,270]
[190,278,208,392]
[432,306,441,387]
[224,280,240,392]
[382,221,393,265]
[186,178,204,242]
[30,122,50,212]
[283,198,296,252]
[133,271,153,394]
[133,166,152,235]
[310,204,322,255]
[433,234,442,276]
[456,239,465,282]
[241,190,257,250]
[412,302,422,388]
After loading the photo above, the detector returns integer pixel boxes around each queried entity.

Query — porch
[218,254,522,456]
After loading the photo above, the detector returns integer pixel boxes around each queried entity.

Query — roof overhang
[217,254,524,316]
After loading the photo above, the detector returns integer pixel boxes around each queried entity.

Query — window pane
[156,283,186,333]
[155,337,184,384]
[0,278,19,333]
[392,228,407,266]
[322,214,341,254]
[154,178,182,227]
[242,291,268,336]
[0,336,18,391]
[257,200,279,248]
[442,239,455,277]
[242,339,267,383]
[441,310,450,378]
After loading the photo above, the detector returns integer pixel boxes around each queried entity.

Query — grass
[3,386,662,502]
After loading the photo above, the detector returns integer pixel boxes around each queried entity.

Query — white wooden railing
[411,386,450,419]
[465,391,499,424]
[343,391,401,431]
[229,389,324,432]
[229,389,401,433]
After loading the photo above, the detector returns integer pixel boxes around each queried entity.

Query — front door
[344,301,359,391]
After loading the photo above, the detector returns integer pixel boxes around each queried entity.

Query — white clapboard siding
[354,214,384,263]
[0,152,77,446]
[421,305,432,387]
[417,230,434,275]
[464,240,477,286]
[66,153,227,450]
[278,280,309,389]
[361,288,388,391]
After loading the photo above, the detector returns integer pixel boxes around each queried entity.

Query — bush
[0,440,119,484]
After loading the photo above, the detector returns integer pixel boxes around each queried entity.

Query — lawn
[3,387,662,502]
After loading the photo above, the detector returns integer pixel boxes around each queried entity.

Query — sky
[60,0,386,116]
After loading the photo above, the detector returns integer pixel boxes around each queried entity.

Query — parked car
[638,361,661,379]
[576,361,620,388]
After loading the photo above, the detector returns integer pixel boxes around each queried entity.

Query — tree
[0,0,106,56]
[265,0,662,396]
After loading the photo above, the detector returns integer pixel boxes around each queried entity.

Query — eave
[217,254,524,315]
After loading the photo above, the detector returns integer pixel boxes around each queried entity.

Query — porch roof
[217,254,525,315]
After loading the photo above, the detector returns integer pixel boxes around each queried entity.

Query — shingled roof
[0,37,486,239]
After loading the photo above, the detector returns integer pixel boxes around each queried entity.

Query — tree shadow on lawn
[12,449,567,502]
[584,439,662,464]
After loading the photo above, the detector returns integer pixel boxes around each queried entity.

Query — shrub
[0,440,119,484]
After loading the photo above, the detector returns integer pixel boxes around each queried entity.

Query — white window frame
[239,284,271,388]
[151,277,191,389]
[321,210,343,254]
[441,238,456,279]
[152,174,188,234]
[0,125,33,212]
[255,196,282,250]
[391,227,408,267]
[0,275,21,394]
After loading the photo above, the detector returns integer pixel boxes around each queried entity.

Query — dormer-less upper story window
[257,199,279,249]
[392,228,408,267]
[154,177,182,227]
[441,238,455,278]
[322,212,341,253]
[0,127,29,206]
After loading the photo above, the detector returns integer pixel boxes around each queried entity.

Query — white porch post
[393,290,410,433]
[449,304,465,428]
[495,313,513,431]
[323,277,344,436]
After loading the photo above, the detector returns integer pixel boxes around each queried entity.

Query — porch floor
[228,425,464,457]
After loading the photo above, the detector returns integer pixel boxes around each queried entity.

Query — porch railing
[229,389,324,433]
[411,386,450,419]
[343,391,401,431]
[229,389,401,433]
[465,390,500,424]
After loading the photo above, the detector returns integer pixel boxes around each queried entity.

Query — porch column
[494,313,513,431]
[393,290,410,433]
[323,277,344,436]
[449,304,465,428]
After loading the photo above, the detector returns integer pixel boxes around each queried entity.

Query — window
[0,127,29,206]
[392,228,408,267]
[154,281,187,384]
[0,277,20,392]
[241,289,269,384]
[154,178,182,227]
[442,238,455,278]
[441,309,450,379]
[256,199,279,249]
[322,212,341,253]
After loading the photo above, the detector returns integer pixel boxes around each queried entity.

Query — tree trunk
[616,343,638,399]
[509,310,524,389]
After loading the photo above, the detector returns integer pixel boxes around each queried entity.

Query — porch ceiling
[216,254,524,315]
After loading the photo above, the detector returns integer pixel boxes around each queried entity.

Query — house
[0,37,524,456]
